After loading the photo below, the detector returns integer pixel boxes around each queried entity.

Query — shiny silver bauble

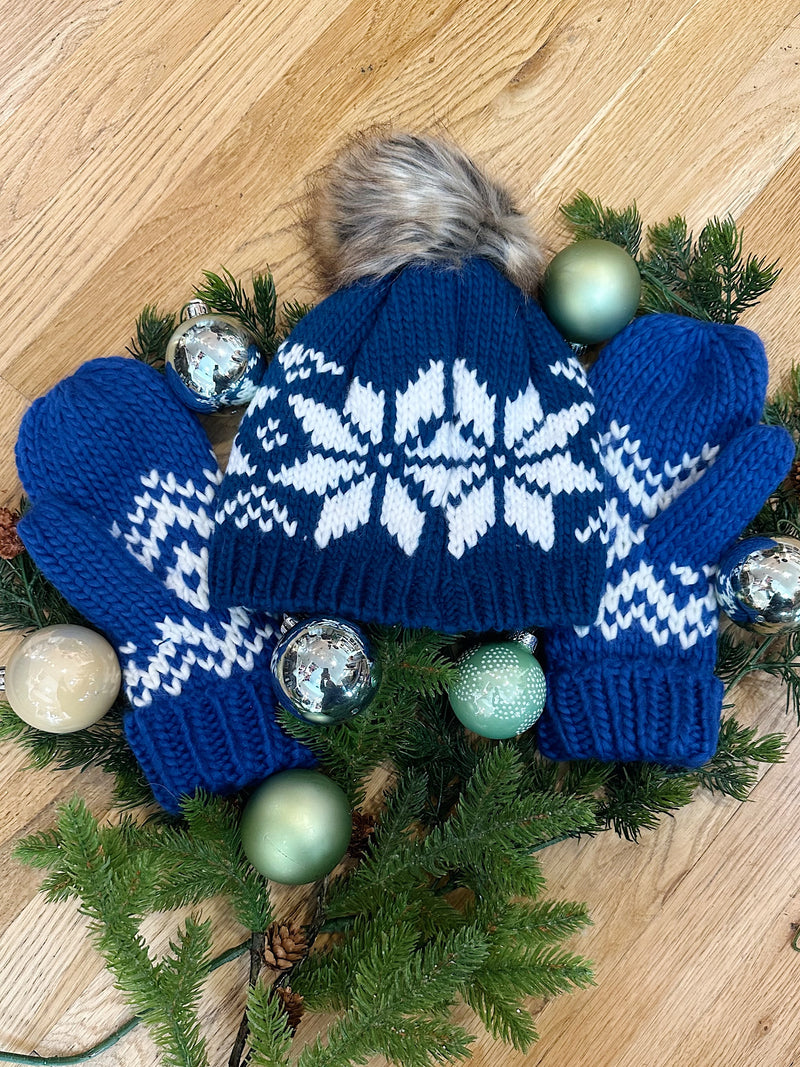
[164,300,264,413]
[270,617,381,725]
[715,535,800,634]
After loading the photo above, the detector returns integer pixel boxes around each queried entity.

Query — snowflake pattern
[217,341,604,560]
[111,466,274,708]
[574,420,721,649]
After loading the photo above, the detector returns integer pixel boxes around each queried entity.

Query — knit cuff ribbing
[208,523,605,634]
[123,669,316,812]
[537,661,724,767]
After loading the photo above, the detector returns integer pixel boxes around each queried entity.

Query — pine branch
[0,699,153,811]
[193,269,281,357]
[60,793,276,931]
[252,273,279,353]
[15,797,213,1067]
[598,763,697,842]
[0,940,250,1066]
[0,546,79,632]
[245,979,294,1067]
[395,696,483,827]
[560,193,780,323]
[325,749,595,922]
[281,300,313,336]
[692,715,786,800]
[126,305,177,370]
[690,217,780,323]
[295,913,481,1067]
[559,192,642,255]
[717,624,800,722]
[278,629,459,806]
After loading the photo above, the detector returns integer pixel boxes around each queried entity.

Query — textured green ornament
[240,769,352,885]
[448,642,547,739]
[540,238,641,344]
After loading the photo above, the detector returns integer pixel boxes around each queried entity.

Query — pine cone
[348,810,377,858]
[274,986,304,1034]
[262,922,307,972]
[0,508,24,560]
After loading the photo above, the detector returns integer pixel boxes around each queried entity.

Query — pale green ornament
[448,642,546,739]
[240,769,352,885]
[540,238,641,345]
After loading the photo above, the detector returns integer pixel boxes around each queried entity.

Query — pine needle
[126,305,177,370]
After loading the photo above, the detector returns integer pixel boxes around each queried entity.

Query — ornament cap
[182,299,211,321]
[506,628,539,655]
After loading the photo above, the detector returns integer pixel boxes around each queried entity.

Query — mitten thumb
[646,423,794,566]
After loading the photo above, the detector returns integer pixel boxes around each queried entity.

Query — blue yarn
[537,314,795,767]
[15,357,314,812]
[208,258,607,633]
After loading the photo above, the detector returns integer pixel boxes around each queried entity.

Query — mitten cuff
[537,661,724,767]
[124,669,316,812]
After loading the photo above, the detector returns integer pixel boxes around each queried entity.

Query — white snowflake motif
[574,420,720,649]
[223,343,603,560]
[112,466,274,708]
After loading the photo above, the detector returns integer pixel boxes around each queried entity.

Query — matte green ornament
[240,769,352,885]
[540,238,641,344]
[448,642,546,739]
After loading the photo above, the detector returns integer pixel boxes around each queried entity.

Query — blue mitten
[16,357,314,811]
[537,314,794,766]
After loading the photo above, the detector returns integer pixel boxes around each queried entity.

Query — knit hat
[536,313,794,767]
[208,133,606,633]
[15,357,315,812]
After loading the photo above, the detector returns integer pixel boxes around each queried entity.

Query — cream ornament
[4,624,121,733]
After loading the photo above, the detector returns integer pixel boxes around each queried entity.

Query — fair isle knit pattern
[208,258,606,632]
[537,314,795,767]
[15,357,314,812]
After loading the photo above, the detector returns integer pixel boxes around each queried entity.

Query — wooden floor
[2,1,800,1064]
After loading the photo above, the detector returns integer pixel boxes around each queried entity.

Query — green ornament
[540,238,641,344]
[240,769,352,885]
[448,642,546,739]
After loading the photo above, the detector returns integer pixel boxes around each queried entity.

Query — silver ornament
[715,535,800,634]
[164,299,264,413]
[270,617,381,725]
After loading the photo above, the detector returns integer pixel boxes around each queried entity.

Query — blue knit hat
[537,314,794,766]
[15,357,314,812]
[208,134,606,633]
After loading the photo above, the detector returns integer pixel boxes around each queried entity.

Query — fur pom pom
[309,130,544,292]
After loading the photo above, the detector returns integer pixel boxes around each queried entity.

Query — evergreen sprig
[560,191,643,255]
[560,193,781,322]
[245,979,295,1067]
[127,269,305,376]
[692,714,786,799]
[292,752,594,1062]
[277,628,457,806]
[0,546,78,633]
[597,762,699,842]
[297,909,479,1067]
[125,305,177,370]
[461,901,593,1049]
[0,699,152,810]
[15,797,214,1067]
[194,269,280,357]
